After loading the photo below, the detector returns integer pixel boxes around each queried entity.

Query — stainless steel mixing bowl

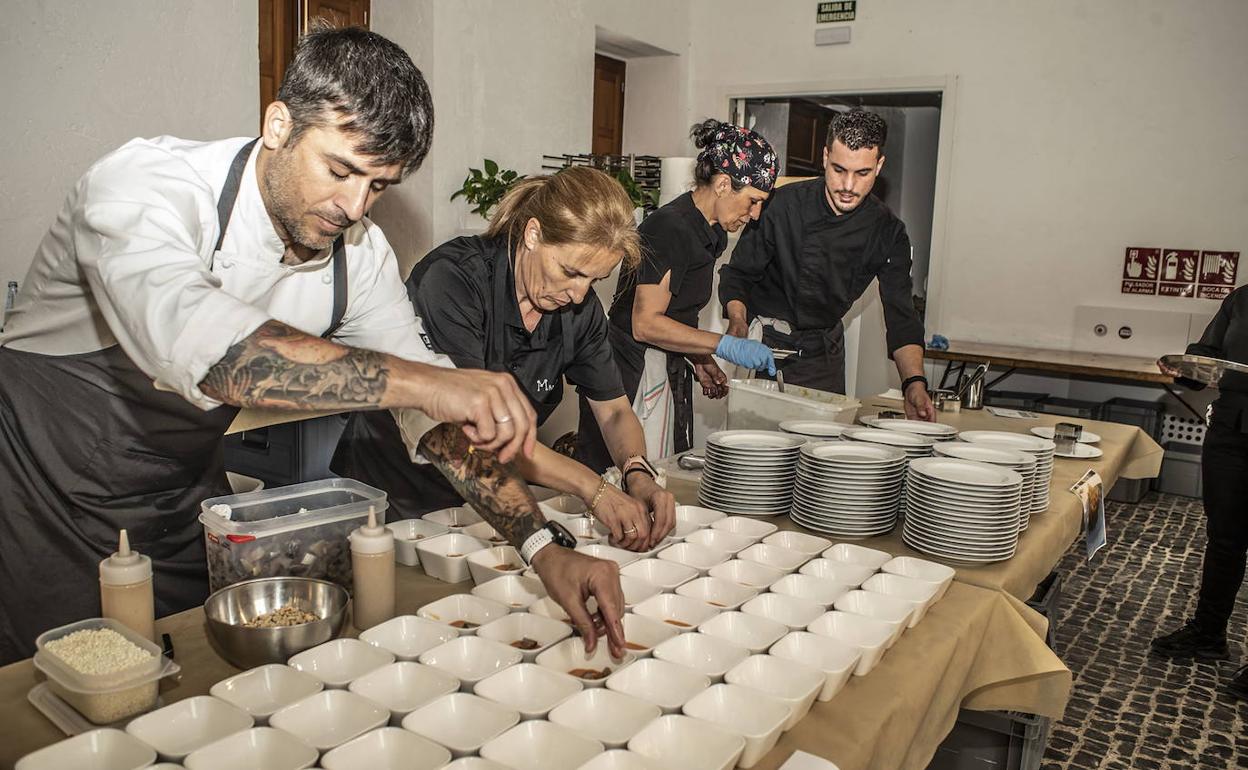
[203,576,349,669]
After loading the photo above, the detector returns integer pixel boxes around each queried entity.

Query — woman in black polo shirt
[576,120,779,471]
[332,167,674,550]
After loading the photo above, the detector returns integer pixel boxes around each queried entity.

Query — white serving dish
[697,612,787,654]
[823,542,892,570]
[709,559,785,589]
[652,632,749,682]
[415,533,490,583]
[348,661,460,725]
[769,631,860,702]
[576,543,642,568]
[619,574,663,608]
[472,573,548,610]
[528,595,589,624]
[862,573,941,625]
[769,573,852,608]
[881,556,956,600]
[462,520,510,546]
[476,612,573,661]
[621,612,680,656]
[578,748,670,769]
[417,636,522,690]
[287,638,394,688]
[417,594,511,635]
[422,505,484,531]
[685,528,754,555]
[605,657,710,714]
[674,505,727,527]
[321,726,450,770]
[657,542,729,575]
[566,517,609,545]
[675,576,758,611]
[466,546,527,585]
[632,593,719,632]
[473,663,583,720]
[15,728,155,770]
[799,558,876,587]
[621,558,699,591]
[480,720,605,770]
[269,689,388,754]
[183,726,318,770]
[724,654,822,730]
[682,683,789,769]
[539,494,590,519]
[628,714,745,770]
[763,530,833,556]
[443,758,513,770]
[833,590,914,646]
[740,592,824,631]
[358,614,459,661]
[387,519,451,566]
[710,516,779,541]
[125,695,254,762]
[401,692,519,758]
[535,637,636,687]
[547,687,662,749]
[807,611,894,676]
[737,543,809,573]
[209,664,324,724]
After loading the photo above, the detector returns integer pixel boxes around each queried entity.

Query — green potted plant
[451,159,525,220]
[613,169,658,220]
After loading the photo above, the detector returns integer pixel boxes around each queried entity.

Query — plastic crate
[1107,477,1151,504]
[1158,442,1203,498]
[1100,397,1164,439]
[1037,397,1101,420]
[983,390,1049,410]
[725,378,860,432]
[927,709,1050,770]
[1026,571,1062,649]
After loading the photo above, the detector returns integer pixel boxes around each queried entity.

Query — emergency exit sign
[817,1,856,23]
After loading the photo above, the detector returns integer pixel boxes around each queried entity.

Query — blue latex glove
[928,334,949,351]
[716,335,776,375]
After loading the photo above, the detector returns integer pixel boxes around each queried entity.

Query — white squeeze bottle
[350,505,395,631]
[99,529,156,643]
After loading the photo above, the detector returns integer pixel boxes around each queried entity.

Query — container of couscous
[33,618,180,724]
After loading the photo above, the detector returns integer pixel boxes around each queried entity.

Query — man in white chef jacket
[0,26,626,665]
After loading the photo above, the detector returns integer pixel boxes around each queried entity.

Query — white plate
[780,421,852,438]
[1053,443,1104,459]
[907,458,1023,488]
[800,441,908,464]
[959,431,1055,452]
[1031,426,1100,443]
[933,443,1034,466]
[707,430,807,451]
[861,417,959,438]
[840,427,937,448]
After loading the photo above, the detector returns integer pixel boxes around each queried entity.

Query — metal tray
[1160,354,1248,385]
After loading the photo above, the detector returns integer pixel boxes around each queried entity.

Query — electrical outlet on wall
[1071,306,1196,358]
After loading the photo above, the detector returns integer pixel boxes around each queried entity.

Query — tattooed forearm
[419,422,547,550]
[199,320,390,409]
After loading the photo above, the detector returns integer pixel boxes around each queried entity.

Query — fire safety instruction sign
[1121,246,1238,299]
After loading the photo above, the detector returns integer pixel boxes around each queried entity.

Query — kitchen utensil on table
[955,364,988,410]
[1052,423,1083,454]
[929,389,960,413]
[204,577,349,669]
[1160,353,1248,386]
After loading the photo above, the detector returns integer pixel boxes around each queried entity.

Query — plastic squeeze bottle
[99,529,156,643]
[350,505,395,631]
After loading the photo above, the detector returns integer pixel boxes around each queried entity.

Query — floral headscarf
[699,125,779,193]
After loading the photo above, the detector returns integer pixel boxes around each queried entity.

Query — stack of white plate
[779,420,850,440]
[839,427,937,511]
[698,430,805,516]
[958,431,1056,512]
[902,457,1025,563]
[932,442,1038,530]
[790,441,907,537]
[860,416,959,441]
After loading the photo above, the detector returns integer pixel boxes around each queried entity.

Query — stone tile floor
[1043,492,1248,769]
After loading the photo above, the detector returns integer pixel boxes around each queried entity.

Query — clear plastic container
[725,378,860,431]
[199,478,387,592]
[33,618,180,724]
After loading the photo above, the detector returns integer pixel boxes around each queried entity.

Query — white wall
[0,0,259,288]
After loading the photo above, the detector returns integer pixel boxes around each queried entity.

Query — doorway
[258,0,371,121]
[592,54,626,155]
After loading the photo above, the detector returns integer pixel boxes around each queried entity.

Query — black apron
[0,139,347,664]
[330,250,575,518]
[758,320,847,394]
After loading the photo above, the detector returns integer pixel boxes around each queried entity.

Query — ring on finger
[623,526,638,535]
[495,413,512,423]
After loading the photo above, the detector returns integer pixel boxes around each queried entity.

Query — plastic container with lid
[199,478,388,593]
[725,379,859,432]
[33,618,180,724]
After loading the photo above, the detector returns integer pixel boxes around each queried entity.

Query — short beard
[263,147,334,251]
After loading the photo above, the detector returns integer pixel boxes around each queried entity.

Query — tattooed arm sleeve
[418,422,547,549]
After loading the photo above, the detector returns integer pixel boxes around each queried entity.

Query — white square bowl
[685,529,754,555]
[401,692,519,758]
[444,759,513,770]
[578,748,670,769]
[862,572,942,625]
[287,638,395,688]
[710,516,778,542]
[358,614,459,661]
[669,520,702,541]
[415,533,490,583]
[657,542,729,575]
[417,635,522,690]
[619,574,663,608]
[472,573,548,610]
[652,632,749,682]
[823,542,892,570]
[477,612,573,661]
[621,612,680,657]
[769,573,853,609]
[547,687,662,749]
[183,726,318,770]
[674,505,727,527]
[576,543,642,568]
[269,690,388,754]
[539,494,590,519]
[210,664,324,724]
[125,695,254,762]
[462,520,510,546]
[681,683,789,769]
[737,543,809,573]
[881,556,955,600]
[697,611,788,655]
[422,505,484,531]
[535,637,636,687]
[740,592,825,631]
[632,593,719,632]
[347,661,460,725]
[480,720,604,770]
[769,631,860,702]
[799,558,876,587]
[763,530,833,556]
[320,726,450,770]
[807,611,894,676]
[675,576,758,612]
[466,546,527,585]
[528,595,588,624]
[15,728,155,770]
[724,654,822,731]
[709,559,786,590]
[832,590,914,646]
[473,662,583,720]
[628,714,745,770]
[620,558,699,591]
[387,519,450,566]
[417,594,511,634]
[605,657,710,714]
[566,517,609,545]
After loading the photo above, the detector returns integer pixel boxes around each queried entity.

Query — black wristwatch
[901,375,928,393]
[519,520,577,564]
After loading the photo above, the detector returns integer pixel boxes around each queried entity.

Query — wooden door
[304,0,369,29]
[786,100,835,176]
[592,54,626,156]
[258,0,298,117]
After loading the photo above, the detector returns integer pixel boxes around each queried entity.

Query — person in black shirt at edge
[576,120,779,471]
[333,167,676,553]
[718,108,935,421]
[1151,286,1248,701]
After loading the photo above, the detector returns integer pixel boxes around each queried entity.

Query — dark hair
[690,119,746,191]
[826,108,887,154]
[278,25,433,176]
